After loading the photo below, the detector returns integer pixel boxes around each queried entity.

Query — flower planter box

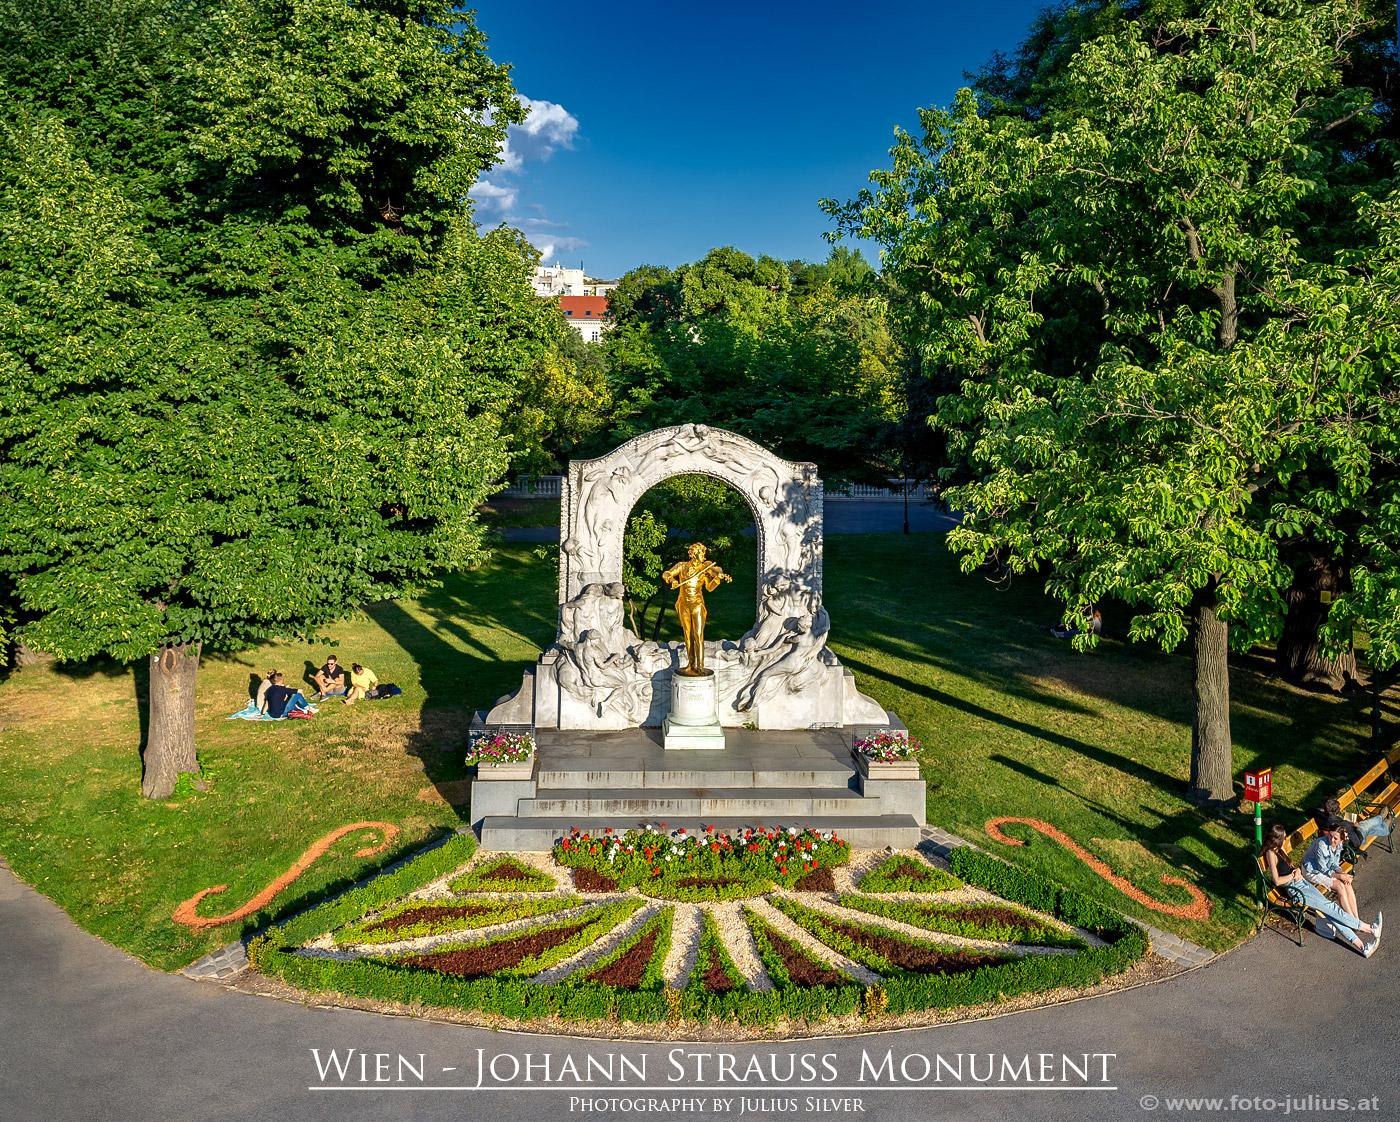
[477,757,535,781]
[853,752,920,781]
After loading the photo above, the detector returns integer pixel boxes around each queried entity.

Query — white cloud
[468,178,517,214]
[472,96,588,260]
[531,234,591,262]
[494,98,580,173]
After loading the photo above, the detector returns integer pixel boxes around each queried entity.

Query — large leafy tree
[961,0,1398,690]
[828,0,1400,803]
[0,0,558,797]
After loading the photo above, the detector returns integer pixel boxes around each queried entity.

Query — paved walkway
[496,501,959,543]
[4,848,1397,1121]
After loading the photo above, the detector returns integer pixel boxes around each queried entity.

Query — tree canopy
[0,0,558,795]
[828,0,1400,801]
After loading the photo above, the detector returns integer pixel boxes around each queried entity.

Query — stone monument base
[663,671,726,750]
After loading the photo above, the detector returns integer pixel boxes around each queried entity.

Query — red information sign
[1244,767,1273,803]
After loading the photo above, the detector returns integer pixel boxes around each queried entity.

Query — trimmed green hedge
[947,848,1145,941]
[683,911,747,996]
[837,894,1087,948]
[858,855,962,894]
[337,894,580,946]
[274,832,477,947]
[567,908,674,991]
[248,842,1148,1028]
[388,899,641,979]
[450,856,555,893]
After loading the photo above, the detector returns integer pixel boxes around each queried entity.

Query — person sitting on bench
[313,655,348,699]
[1262,824,1380,956]
[1322,797,1393,849]
[1303,815,1366,920]
[344,663,378,705]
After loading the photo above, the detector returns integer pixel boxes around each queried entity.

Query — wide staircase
[474,725,922,850]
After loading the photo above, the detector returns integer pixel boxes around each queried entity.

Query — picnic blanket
[226,702,282,721]
[225,701,314,721]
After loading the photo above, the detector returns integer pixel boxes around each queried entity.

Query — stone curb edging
[916,825,1218,971]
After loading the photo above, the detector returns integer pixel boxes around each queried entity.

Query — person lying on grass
[261,672,317,719]
[313,654,348,700]
[1262,823,1380,957]
[344,663,378,705]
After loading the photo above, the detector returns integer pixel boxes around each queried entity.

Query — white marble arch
[559,423,820,617]
[487,424,888,731]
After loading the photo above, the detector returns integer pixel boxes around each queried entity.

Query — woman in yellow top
[344,663,378,705]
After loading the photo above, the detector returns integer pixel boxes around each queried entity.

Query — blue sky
[468,0,1049,279]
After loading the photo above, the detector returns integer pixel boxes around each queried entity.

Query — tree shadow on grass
[362,550,559,813]
[987,752,1250,886]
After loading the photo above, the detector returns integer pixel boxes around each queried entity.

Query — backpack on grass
[367,684,401,700]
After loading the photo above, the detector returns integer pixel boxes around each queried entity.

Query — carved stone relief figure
[734,606,831,712]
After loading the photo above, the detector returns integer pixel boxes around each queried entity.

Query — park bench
[1255,745,1399,945]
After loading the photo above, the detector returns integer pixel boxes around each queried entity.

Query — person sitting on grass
[1262,824,1380,956]
[313,654,348,700]
[255,669,277,712]
[1322,796,1394,851]
[344,663,378,705]
[261,672,316,719]
[1303,815,1366,920]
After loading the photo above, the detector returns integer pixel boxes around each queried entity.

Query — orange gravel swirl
[172,821,400,929]
[985,817,1213,921]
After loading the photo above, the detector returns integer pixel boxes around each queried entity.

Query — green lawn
[0,535,1382,968]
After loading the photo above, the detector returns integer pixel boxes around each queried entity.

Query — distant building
[532,262,620,299]
[558,295,613,342]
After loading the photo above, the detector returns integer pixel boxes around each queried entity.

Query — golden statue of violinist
[662,542,732,676]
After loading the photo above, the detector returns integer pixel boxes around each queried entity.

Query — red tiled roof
[558,295,612,318]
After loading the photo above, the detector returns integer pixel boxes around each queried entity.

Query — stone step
[478,815,922,851]
[518,786,866,817]
[536,763,856,790]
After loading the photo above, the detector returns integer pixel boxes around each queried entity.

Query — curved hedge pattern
[247,838,1151,1030]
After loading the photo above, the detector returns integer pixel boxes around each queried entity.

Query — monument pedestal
[663,672,726,750]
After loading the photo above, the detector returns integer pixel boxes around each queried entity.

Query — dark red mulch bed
[822,918,1007,975]
[362,904,497,935]
[884,858,930,882]
[922,904,1050,934]
[793,867,836,892]
[573,867,619,892]
[399,921,590,979]
[703,954,740,994]
[764,928,847,988]
[584,929,659,988]
[475,861,542,883]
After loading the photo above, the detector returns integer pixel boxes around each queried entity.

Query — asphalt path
[3,850,1398,1122]
[495,501,960,543]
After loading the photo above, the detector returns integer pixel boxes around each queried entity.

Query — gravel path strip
[663,904,702,990]
[707,901,774,992]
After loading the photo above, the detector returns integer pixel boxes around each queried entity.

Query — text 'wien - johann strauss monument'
[486,424,890,732]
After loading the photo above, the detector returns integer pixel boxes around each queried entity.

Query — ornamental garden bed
[246,831,1153,1034]
[450,856,555,893]
[857,854,962,893]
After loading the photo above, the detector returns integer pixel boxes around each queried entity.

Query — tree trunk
[1189,598,1234,805]
[142,641,201,799]
[1275,555,1357,691]
[12,640,48,667]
